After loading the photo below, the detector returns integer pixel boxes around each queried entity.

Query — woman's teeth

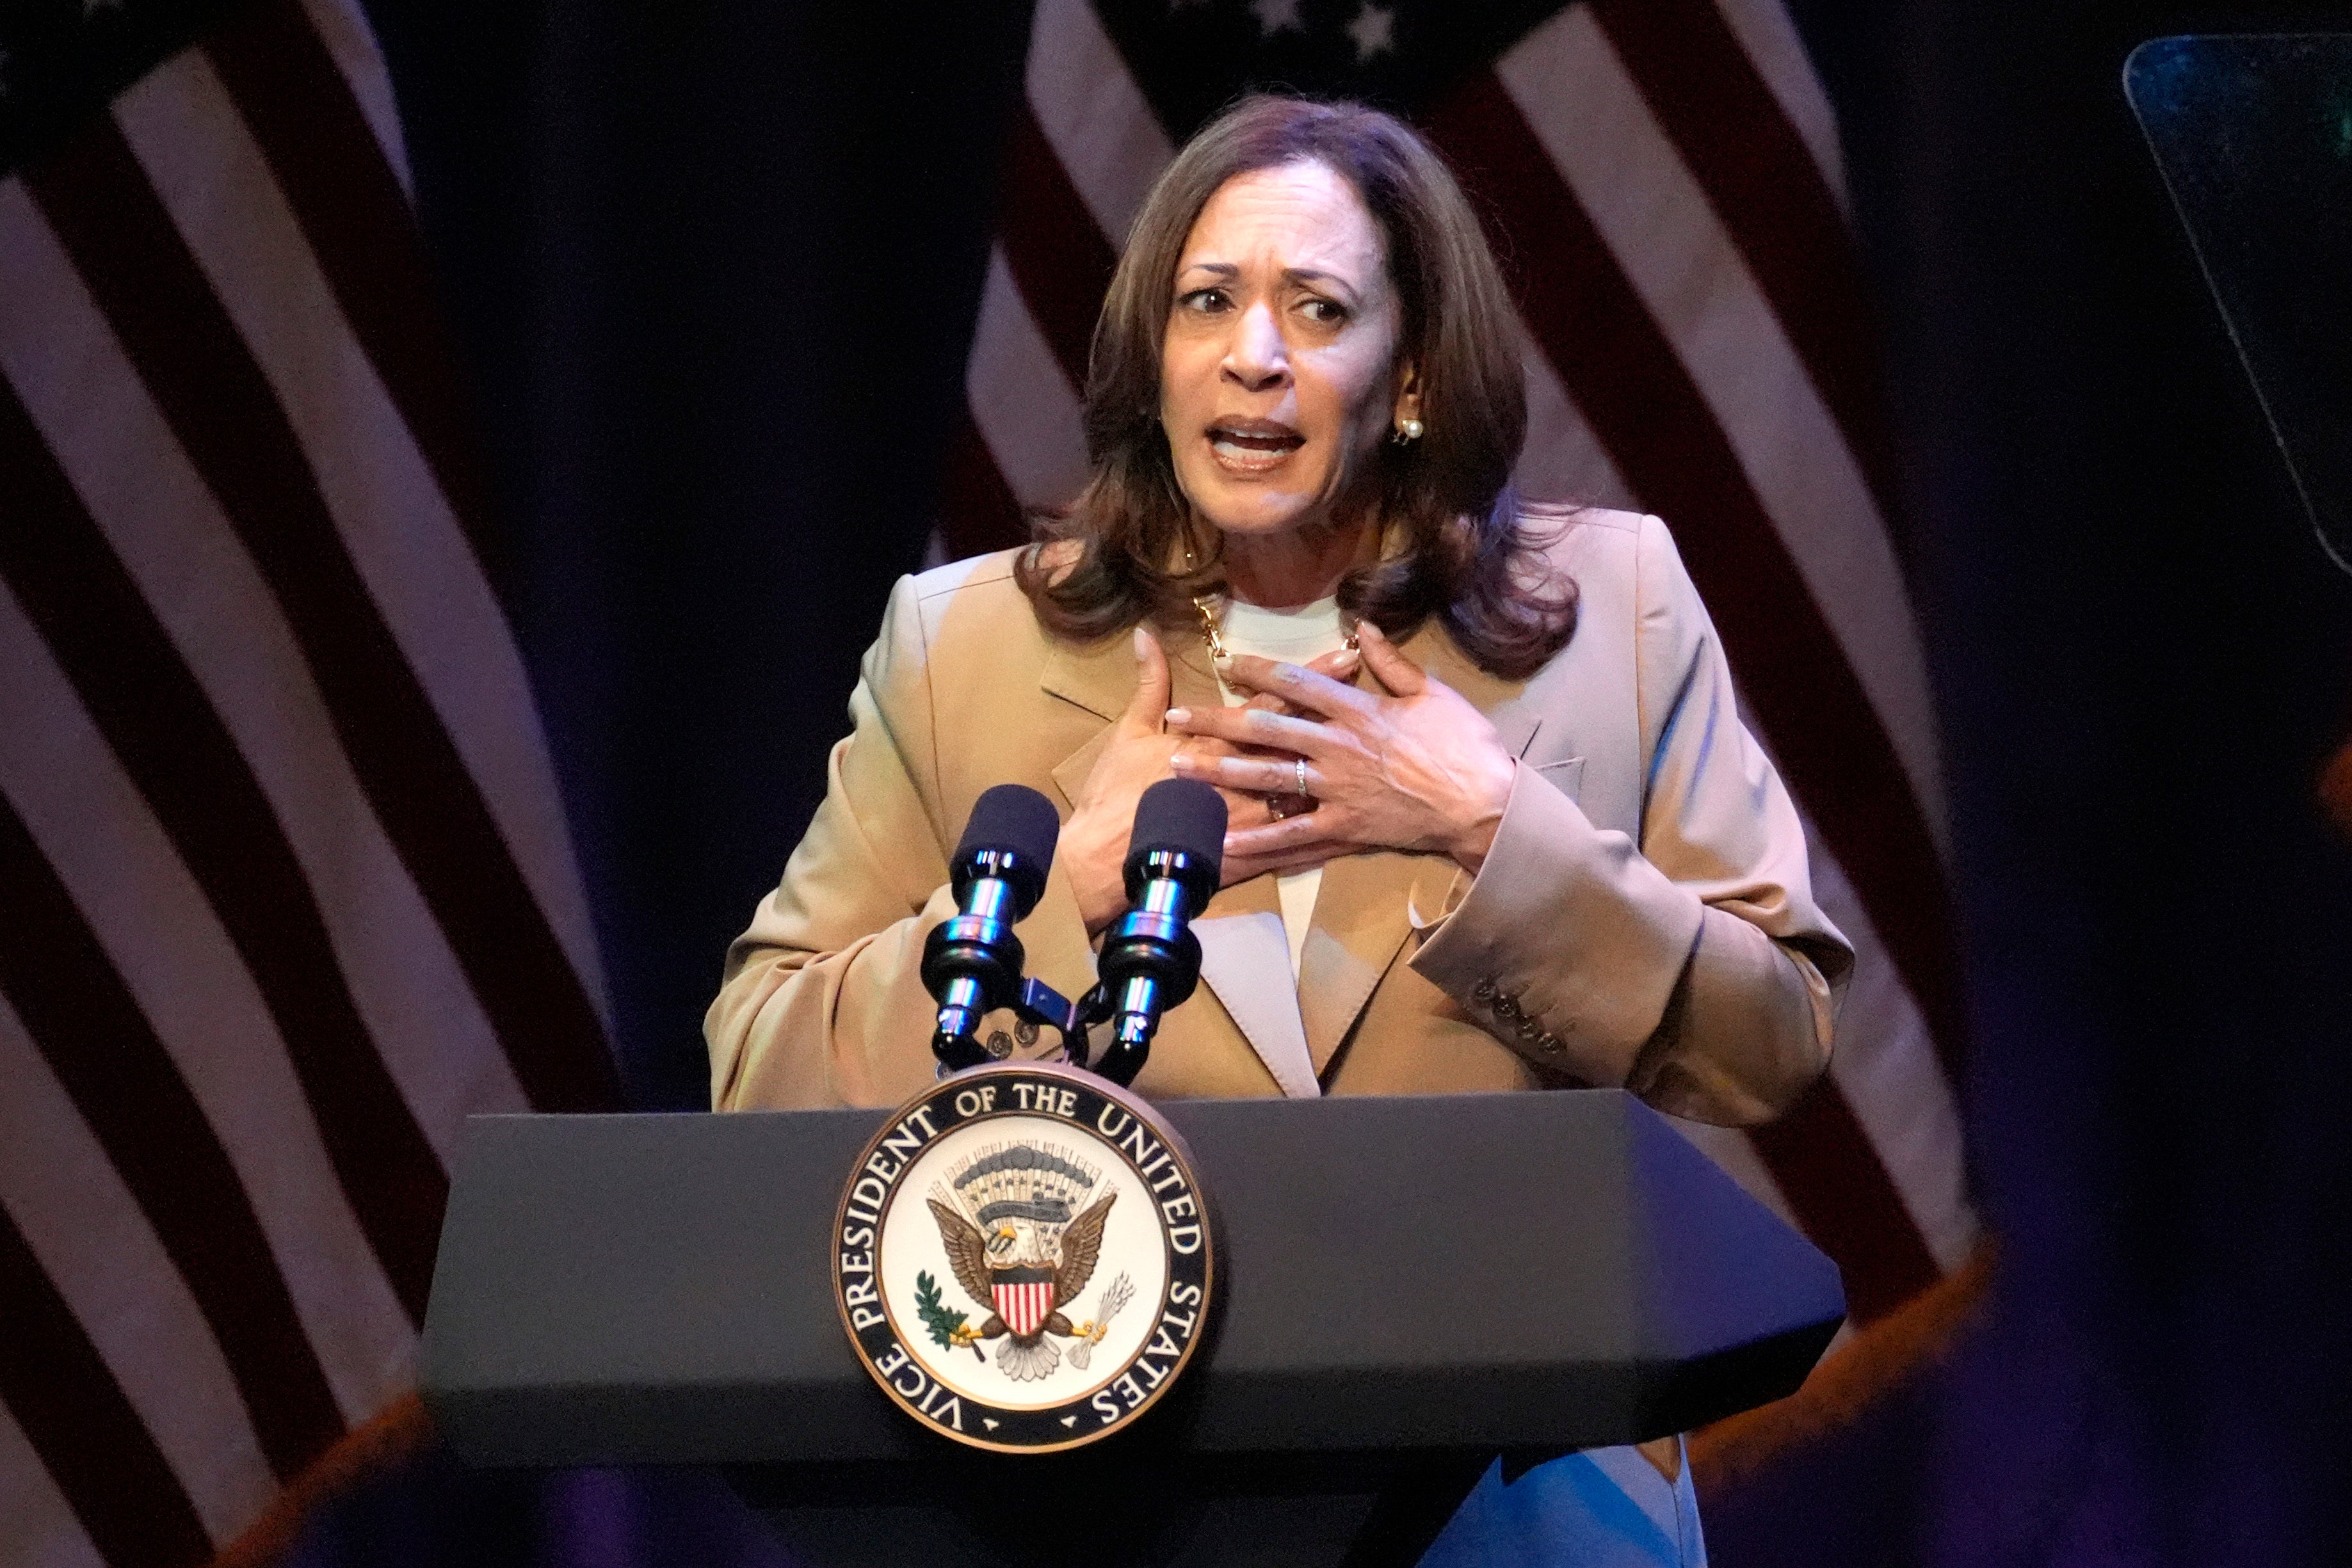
[1209,430,1301,470]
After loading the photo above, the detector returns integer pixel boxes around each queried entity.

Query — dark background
[300,1,2352,1562]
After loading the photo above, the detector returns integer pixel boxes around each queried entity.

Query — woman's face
[1159,159,1415,546]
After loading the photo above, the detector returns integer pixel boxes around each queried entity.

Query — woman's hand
[1063,629,1360,932]
[1163,621,1515,883]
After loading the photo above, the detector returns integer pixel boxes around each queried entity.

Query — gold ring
[1268,796,1292,822]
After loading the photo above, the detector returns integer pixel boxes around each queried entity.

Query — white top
[1209,596,1348,978]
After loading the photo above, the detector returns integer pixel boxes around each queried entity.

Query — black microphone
[922,785,1061,1071]
[1091,778,1226,1086]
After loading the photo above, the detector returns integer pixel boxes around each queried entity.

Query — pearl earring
[1394,417,1425,443]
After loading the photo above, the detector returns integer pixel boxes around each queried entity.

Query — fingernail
[1211,653,1234,671]
[1168,753,1193,771]
[1132,627,1150,659]
[1357,620,1383,642]
[1164,707,1191,726]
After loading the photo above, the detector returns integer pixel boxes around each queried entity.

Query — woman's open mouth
[1207,419,1305,474]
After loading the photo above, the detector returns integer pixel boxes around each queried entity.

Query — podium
[421,1090,1842,1567]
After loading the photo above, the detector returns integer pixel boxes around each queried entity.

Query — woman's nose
[1221,303,1289,391]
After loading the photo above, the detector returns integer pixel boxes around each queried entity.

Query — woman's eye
[1300,298,1348,325]
[1179,288,1230,313]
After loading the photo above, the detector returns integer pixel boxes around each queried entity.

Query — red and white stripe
[0,1,615,1562]
[994,1279,1057,1339]
[952,0,1976,1329]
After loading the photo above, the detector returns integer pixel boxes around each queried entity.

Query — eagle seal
[925,1143,1115,1381]
[830,1062,1214,1453]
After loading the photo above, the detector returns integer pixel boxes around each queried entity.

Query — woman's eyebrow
[1282,267,1359,301]
[1173,260,1361,301]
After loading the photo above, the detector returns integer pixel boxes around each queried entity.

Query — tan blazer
[708,509,1851,1124]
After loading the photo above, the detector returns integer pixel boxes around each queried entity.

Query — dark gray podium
[421,1090,1842,1567]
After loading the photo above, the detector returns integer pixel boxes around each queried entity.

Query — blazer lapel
[1043,625,1222,808]
[1294,852,1419,1071]
[1043,635,1125,809]
[1293,622,1536,1069]
[1191,876,1320,1098]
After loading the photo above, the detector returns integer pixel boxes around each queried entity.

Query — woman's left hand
[1164,621,1517,883]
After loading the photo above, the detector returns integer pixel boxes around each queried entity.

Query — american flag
[944,0,1979,1409]
[0,1,616,1564]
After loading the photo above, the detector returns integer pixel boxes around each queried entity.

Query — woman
[709,95,1850,1565]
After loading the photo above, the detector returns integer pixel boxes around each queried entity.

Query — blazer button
[1472,977,1498,1003]
[1494,993,1521,1021]
[1515,1016,1539,1040]
[1538,1032,1565,1055]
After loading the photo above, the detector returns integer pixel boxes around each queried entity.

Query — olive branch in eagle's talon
[914,1270,985,1361]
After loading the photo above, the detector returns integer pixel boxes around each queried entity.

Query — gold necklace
[1189,593,1359,662]
[1190,595,1231,661]
[1182,530,1359,660]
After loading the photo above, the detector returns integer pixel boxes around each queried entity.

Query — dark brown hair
[1013,93,1576,679]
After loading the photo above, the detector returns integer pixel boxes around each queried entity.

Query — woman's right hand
[1064,629,1186,934]
[1063,628,1356,933]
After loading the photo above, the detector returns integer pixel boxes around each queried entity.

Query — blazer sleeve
[705,574,962,1110]
[1410,514,1855,1125]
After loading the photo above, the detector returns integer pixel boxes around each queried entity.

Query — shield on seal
[991,1265,1056,1337]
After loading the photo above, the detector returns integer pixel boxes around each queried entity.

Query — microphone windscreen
[955,783,1063,872]
[1126,777,1227,878]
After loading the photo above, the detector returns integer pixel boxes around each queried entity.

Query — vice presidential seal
[832,1062,1214,1452]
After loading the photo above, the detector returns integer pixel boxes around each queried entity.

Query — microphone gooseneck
[1092,778,1226,1087]
[922,785,1061,1071]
